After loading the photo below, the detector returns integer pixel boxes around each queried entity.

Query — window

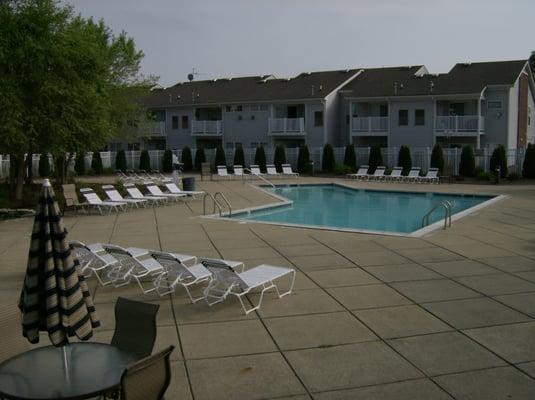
[181,115,188,129]
[314,111,324,127]
[259,104,268,111]
[171,116,178,130]
[398,110,408,126]
[414,109,425,126]
[250,105,259,111]
[488,101,502,109]
[236,105,243,112]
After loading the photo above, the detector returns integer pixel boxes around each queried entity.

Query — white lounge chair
[266,164,281,178]
[216,165,233,180]
[164,182,204,198]
[70,241,119,286]
[145,183,186,202]
[233,165,245,178]
[201,259,296,315]
[124,183,167,205]
[403,167,422,183]
[347,165,369,180]
[367,166,386,181]
[282,164,299,178]
[79,188,127,215]
[385,166,403,182]
[103,185,148,208]
[419,168,440,184]
[249,165,265,177]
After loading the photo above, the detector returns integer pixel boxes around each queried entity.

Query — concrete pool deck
[1,176,535,399]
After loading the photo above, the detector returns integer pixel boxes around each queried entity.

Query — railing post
[368,116,372,134]
[283,118,287,133]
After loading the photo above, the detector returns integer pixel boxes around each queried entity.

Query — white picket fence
[0,147,527,178]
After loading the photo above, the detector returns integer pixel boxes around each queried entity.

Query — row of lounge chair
[71,241,296,315]
[69,182,204,215]
[117,170,173,185]
[347,166,439,184]
[216,164,299,180]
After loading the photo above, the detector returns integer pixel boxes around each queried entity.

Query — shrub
[297,145,311,174]
[334,163,353,175]
[368,145,383,173]
[273,145,286,172]
[254,146,267,172]
[91,151,103,175]
[522,144,535,178]
[322,144,336,173]
[459,145,475,177]
[115,150,127,172]
[139,150,151,172]
[233,146,245,167]
[194,147,205,171]
[74,152,86,176]
[398,146,412,175]
[476,171,491,181]
[162,150,173,173]
[38,154,51,177]
[489,145,507,178]
[343,144,357,172]
[215,145,226,167]
[181,147,193,171]
[430,144,445,174]
[507,172,520,181]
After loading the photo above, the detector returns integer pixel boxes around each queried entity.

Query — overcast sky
[66,0,534,87]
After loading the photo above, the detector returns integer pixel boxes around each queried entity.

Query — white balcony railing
[191,120,223,136]
[351,117,389,133]
[268,118,305,135]
[435,115,484,133]
[138,121,166,136]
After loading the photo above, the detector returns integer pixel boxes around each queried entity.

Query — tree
[139,150,151,172]
[181,147,193,171]
[297,145,311,174]
[459,145,476,177]
[0,0,151,200]
[91,151,103,175]
[38,154,51,178]
[430,144,445,174]
[522,143,535,178]
[194,147,205,171]
[273,145,286,172]
[490,145,508,178]
[398,146,412,175]
[233,146,245,167]
[322,144,336,173]
[254,146,267,172]
[162,149,173,173]
[215,145,226,167]
[74,152,86,176]
[343,144,357,172]
[368,145,383,173]
[115,150,127,171]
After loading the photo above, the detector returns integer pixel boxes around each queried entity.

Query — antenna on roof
[187,68,207,82]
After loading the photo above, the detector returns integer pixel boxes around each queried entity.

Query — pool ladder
[242,168,275,188]
[422,200,452,229]
[203,192,232,217]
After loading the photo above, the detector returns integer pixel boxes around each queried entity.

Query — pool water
[233,184,494,234]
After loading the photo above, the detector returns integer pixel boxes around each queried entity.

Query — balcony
[191,120,223,136]
[268,118,305,136]
[435,115,485,136]
[351,117,389,136]
[138,121,166,136]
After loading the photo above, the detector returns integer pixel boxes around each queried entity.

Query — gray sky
[67,0,534,87]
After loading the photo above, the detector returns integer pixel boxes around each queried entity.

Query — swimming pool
[230,184,498,236]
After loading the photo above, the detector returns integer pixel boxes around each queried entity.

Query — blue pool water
[233,184,494,234]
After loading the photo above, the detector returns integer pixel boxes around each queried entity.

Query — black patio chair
[111,297,160,360]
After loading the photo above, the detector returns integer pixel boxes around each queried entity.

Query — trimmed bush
[322,144,336,173]
[368,145,383,173]
[115,150,127,172]
[215,145,227,168]
[398,146,412,175]
[162,150,173,173]
[194,147,205,171]
[181,147,193,171]
[91,151,103,175]
[297,145,311,174]
[38,154,51,177]
[233,146,245,167]
[74,152,86,176]
[343,144,357,172]
[254,146,267,172]
[334,164,353,175]
[459,145,475,177]
[273,145,286,172]
[522,143,535,178]
[139,150,151,172]
[430,144,445,174]
[489,145,507,178]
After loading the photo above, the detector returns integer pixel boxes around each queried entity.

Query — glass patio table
[0,342,135,400]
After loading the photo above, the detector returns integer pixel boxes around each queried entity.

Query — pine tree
[273,145,286,172]
[91,151,103,175]
[254,146,267,172]
[194,147,206,171]
[398,146,412,175]
[181,147,193,171]
[430,144,445,174]
[38,154,51,177]
[343,144,357,172]
[162,149,173,172]
[368,145,383,173]
[297,145,311,173]
[233,146,245,167]
[139,150,151,172]
[115,150,127,172]
[459,145,475,177]
[215,145,227,167]
[522,143,535,178]
[489,145,507,178]
[74,152,86,176]
[322,144,336,173]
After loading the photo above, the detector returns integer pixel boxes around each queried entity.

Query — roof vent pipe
[311,85,315,96]
[429,81,435,93]
[393,82,398,95]
[169,94,172,103]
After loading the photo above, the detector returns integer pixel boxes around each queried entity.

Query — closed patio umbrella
[18,179,99,346]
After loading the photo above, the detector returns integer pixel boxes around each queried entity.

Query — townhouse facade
[118,59,535,152]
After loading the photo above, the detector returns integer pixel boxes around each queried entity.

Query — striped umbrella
[19,179,100,346]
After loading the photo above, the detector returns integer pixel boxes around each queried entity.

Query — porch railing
[191,120,223,136]
[268,118,305,135]
[351,116,389,133]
